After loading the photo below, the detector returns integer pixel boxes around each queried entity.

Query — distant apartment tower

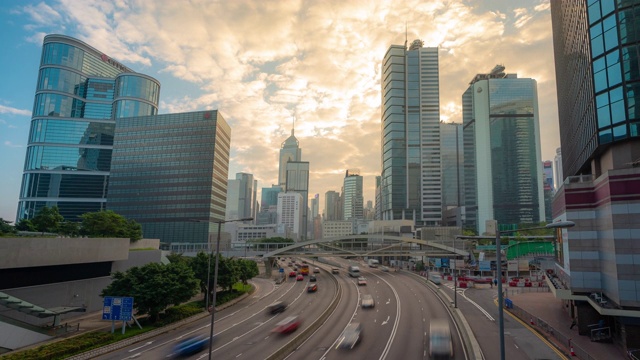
[108,110,231,244]
[462,65,545,234]
[257,185,282,225]
[553,147,563,191]
[440,122,465,226]
[550,0,640,344]
[17,34,160,221]
[380,39,441,225]
[343,169,364,220]
[226,173,256,221]
[543,161,554,192]
[277,192,303,241]
[324,190,341,221]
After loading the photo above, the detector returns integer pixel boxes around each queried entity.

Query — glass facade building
[380,40,442,225]
[440,122,465,226]
[107,111,231,244]
[462,68,545,234]
[342,169,364,220]
[18,34,159,221]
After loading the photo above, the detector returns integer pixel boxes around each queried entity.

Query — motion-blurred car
[429,319,453,359]
[313,267,320,273]
[357,277,367,286]
[336,323,362,349]
[309,275,317,282]
[331,268,340,274]
[381,266,389,272]
[172,335,210,357]
[307,283,318,292]
[289,271,297,277]
[296,274,304,281]
[267,301,287,314]
[272,316,301,334]
[361,294,375,308]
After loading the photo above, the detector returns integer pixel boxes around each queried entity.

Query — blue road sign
[279,268,285,272]
[102,296,134,321]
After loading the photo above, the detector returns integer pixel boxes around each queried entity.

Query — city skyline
[0,0,558,222]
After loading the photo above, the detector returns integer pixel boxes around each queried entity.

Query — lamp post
[495,220,574,360]
[453,235,457,308]
[193,217,252,360]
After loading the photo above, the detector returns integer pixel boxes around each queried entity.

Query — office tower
[342,169,364,220]
[380,39,442,225]
[285,161,309,240]
[278,128,302,188]
[277,192,303,241]
[550,0,640,337]
[440,122,465,226]
[257,185,282,225]
[17,34,160,221]
[310,194,320,240]
[543,161,554,192]
[462,65,545,234]
[225,173,256,221]
[107,110,230,244]
[324,190,340,221]
[553,148,563,190]
[374,176,382,220]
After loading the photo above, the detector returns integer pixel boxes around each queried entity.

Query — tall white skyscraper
[553,147,563,191]
[342,169,364,220]
[278,127,302,188]
[277,192,303,241]
[380,39,441,225]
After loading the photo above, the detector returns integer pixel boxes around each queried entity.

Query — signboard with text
[102,296,133,321]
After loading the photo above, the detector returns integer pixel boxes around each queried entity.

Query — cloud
[0,104,31,116]
[4,141,23,148]
[16,0,558,211]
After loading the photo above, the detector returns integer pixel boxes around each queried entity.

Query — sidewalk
[506,291,627,360]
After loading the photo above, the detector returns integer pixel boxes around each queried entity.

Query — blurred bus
[300,264,310,276]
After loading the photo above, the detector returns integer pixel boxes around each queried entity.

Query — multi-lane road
[92,258,564,360]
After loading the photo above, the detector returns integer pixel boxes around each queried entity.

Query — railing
[508,302,598,360]
[588,324,611,342]
[628,349,640,360]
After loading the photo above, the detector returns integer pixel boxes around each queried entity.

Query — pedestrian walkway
[506,291,627,360]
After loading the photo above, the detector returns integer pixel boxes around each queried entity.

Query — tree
[237,259,259,285]
[14,219,36,232]
[58,221,80,237]
[31,206,64,233]
[80,210,142,241]
[0,218,16,235]
[216,255,239,291]
[166,253,190,265]
[101,262,198,321]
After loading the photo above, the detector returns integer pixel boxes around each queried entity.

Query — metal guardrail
[508,302,599,360]
[628,348,640,360]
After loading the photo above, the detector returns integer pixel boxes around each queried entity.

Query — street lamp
[494,220,574,360]
[193,217,253,360]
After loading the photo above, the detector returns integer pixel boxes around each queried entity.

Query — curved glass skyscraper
[17,34,160,221]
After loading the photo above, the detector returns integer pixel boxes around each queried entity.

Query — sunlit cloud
[0,104,31,116]
[4,141,23,148]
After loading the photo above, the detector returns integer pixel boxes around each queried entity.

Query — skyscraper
[277,192,303,241]
[17,34,160,221]
[342,169,364,221]
[107,110,230,244]
[324,190,340,221]
[462,65,545,234]
[553,147,563,191]
[285,161,309,239]
[226,173,256,221]
[380,39,441,225]
[550,0,640,340]
[440,122,465,226]
[278,128,302,188]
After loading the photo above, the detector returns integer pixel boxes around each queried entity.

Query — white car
[357,277,367,286]
[361,294,375,308]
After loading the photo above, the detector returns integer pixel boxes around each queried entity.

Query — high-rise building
[276,192,303,241]
[342,169,364,220]
[553,147,563,191]
[550,0,640,343]
[226,173,256,222]
[257,185,282,225]
[107,110,230,244]
[440,122,465,226]
[462,65,545,234]
[278,128,302,188]
[380,39,442,225]
[17,34,160,221]
[324,190,340,221]
[285,161,309,239]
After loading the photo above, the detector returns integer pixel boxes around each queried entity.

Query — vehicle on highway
[313,267,320,273]
[272,316,301,334]
[381,266,389,272]
[331,267,340,274]
[289,271,297,277]
[361,294,375,308]
[336,323,363,349]
[307,283,318,292]
[428,272,442,285]
[296,274,304,281]
[300,264,310,276]
[267,301,287,314]
[348,265,361,278]
[309,275,317,282]
[367,259,379,268]
[357,276,367,286]
[429,319,453,359]
[172,335,210,357]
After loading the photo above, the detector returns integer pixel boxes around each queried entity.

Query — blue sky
[0,0,557,223]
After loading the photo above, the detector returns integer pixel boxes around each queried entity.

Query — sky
[0,0,559,223]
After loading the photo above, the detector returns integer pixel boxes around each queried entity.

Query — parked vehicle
[348,265,361,278]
